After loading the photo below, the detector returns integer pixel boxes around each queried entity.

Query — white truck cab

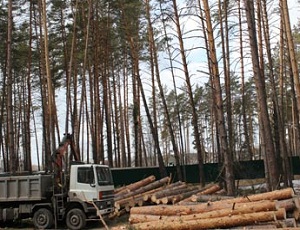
[68,164,115,215]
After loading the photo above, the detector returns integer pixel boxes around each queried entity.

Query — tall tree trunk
[132,61,142,167]
[280,0,300,158]
[238,0,253,160]
[202,0,234,195]
[24,0,34,173]
[6,0,16,173]
[145,0,167,177]
[112,68,121,167]
[121,54,131,167]
[197,0,217,164]
[281,0,300,117]
[172,0,201,183]
[218,0,233,161]
[103,71,113,167]
[261,0,292,187]
[158,0,184,181]
[243,0,279,191]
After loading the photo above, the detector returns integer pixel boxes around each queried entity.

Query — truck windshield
[96,166,114,186]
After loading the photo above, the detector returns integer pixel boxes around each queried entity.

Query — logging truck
[0,134,114,229]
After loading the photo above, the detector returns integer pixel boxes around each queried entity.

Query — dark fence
[111,156,300,187]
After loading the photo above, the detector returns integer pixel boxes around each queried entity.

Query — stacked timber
[113,176,171,214]
[129,187,300,229]
[112,176,219,216]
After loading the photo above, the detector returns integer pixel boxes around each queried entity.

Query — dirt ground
[2,177,300,229]
[0,213,130,230]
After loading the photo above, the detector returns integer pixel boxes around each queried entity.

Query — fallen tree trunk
[129,200,277,224]
[131,208,286,230]
[188,194,233,203]
[155,187,201,205]
[230,218,297,229]
[115,176,170,202]
[178,183,221,204]
[172,188,203,204]
[291,196,300,220]
[218,187,294,203]
[187,187,294,206]
[198,184,222,195]
[115,175,156,195]
[276,198,297,211]
[151,184,188,203]
[131,188,293,216]
[115,185,167,210]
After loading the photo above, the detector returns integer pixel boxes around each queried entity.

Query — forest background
[1,0,300,195]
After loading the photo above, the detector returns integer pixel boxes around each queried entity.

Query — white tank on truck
[0,134,115,230]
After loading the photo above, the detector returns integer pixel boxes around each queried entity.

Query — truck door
[75,166,97,201]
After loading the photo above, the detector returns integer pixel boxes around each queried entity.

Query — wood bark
[131,199,278,216]
[129,200,277,224]
[276,198,297,212]
[178,183,221,204]
[190,194,233,203]
[243,0,279,191]
[281,0,300,117]
[6,0,16,173]
[115,185,166,210]
[172,188,203,204]
[115,177,170,202]
[115,175,156,195]
[131,208,286,230]
[202,0,234,195]
[261,0,292,188]
[197,184,222,195]
[238,0,253,160]
[131,188,294,216]
[151,184,188,203]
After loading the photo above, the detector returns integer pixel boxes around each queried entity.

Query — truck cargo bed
[0,174,53,201]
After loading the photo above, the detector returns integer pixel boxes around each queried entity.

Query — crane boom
[52,133,80,187]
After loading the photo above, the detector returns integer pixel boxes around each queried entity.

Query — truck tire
[66,208,86,230]
[33,208,54,229]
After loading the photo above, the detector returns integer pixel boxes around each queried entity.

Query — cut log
[276,198,297,211]
[130,199,277,216]
[131,208,286,230]
[142,186,166,202]
[229,224,278,229]
[115,185,166,210]
[129,199,277,224]
[172,188,203,204]
[115,195,146,211]
[189,194,233,203]
[216,187,294,203]
[151,184,188,203]
[114,175,156,196]
[292,196,300,220]
[198,184,222,195]
[178,183,220,204]
[151,185,198,204]
[115,176,170,202]
[277,218,297,227]
[193,187,294,207]
[234,218,297,229]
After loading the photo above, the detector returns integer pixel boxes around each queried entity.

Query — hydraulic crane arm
[52,133,80,187]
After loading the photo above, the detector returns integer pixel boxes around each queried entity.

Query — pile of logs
[129,187,300,229]
[112,175,300,229]
[113,175,221,216]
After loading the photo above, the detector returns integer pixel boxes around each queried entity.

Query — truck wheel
[33,208,54,229]
[66,208,86,230]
